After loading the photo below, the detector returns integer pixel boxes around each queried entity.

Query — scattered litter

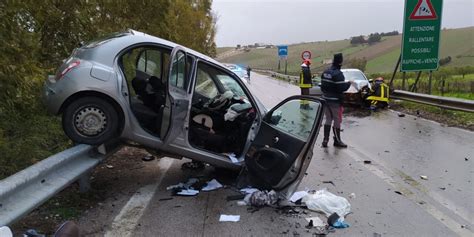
[439,187,446,190]
[376,211,382,214]
[420,175,428,180]
[397,113,405,117]
[322,180,336,186]
[373,232,382,237]
[349,193,356,199]
[240,187,259,194]
[142,154,155,162]
[201,179,223,191]
[384,150,390,153]
[418,201,426,205]
[465,157,469,161]
[368,222,375,227]
[219,214,240,222]
[158,197,173,201]
[394,191,404,195]
[249,190,278,207]
[327,212,350,228]
[227,194,246,201]
[166,178,199,190]
[305,220,314,229]
[289,191,308,203]
[305,217,325,228]
[105,164,114,169]
[176,189,199,196]
[295,222,301,228]
[363,160,372,164]
[302,189,351,219]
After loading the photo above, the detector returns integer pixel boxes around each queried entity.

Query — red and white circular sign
[301,50,312,60]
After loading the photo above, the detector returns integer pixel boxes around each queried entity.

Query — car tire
[62,96,120,145]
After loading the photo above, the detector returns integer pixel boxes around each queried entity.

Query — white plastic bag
[302,189,351,220]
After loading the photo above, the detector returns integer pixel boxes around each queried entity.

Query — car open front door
[244,96,324,197]
[161,46,192,148]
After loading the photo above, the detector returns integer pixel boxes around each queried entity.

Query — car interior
[120,47,171,137]
[188,62,256,156]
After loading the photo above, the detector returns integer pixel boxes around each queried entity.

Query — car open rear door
[161,46,192,148]
[244,96,324,197]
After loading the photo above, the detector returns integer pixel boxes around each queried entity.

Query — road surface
[74,73,472,237]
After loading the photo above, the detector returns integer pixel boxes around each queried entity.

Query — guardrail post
[78,172,92,193]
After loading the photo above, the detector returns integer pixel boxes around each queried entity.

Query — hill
[218,27,474,74]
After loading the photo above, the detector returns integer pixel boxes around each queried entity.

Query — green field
[219,26,474,75]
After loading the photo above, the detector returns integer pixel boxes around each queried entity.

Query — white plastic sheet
[302,189,351,220]
[201,179,223,191]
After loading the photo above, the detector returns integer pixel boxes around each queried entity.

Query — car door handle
[273,136,279,144]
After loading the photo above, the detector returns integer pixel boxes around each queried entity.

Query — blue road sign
[277,45,288,57]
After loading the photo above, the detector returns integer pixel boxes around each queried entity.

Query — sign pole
[428,70,433,94]
[285,58,288,75]
[278,59,281,72]
[402,72,406,90]
[411,71,422,92]
[389,54,401,88]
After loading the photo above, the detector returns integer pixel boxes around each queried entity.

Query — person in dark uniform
[299,59,313,109]
[320,53,354,148]
[246,66,252,82]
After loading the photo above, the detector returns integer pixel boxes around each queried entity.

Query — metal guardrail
[254,70,474,113]
[0,142,121,226]
[391,90,474,113]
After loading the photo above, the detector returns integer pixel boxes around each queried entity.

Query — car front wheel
[62,96,120,145]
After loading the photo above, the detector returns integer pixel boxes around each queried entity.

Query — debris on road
[181,161,205,170]
[142,154,155,162]
[322,180,336,186]
[465,157,469,161]
[305,217,325,228]
[363,160,372,164]
[394,191,404,195]
[398,113,406,117]
[420,175,428,180]
[376,211,382,214]
[176,189,199,196]
[439,187,446,190]
[105,164,114,169]
[349,193,356,199]
[327,212,350,228]
[166,178,199,191]
[249,190,278,207]
[240,187,259,194]
[373,232,382,237]
[289,191,309,203]
[201,179,223,191]
[219,214,240,222]
[302,189,351,219]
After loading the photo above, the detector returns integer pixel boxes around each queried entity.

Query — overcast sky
[212,0,474,47]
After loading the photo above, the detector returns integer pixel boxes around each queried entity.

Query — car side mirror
[268,110,282,124]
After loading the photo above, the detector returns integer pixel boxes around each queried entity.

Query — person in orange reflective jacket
[366,77,389,111]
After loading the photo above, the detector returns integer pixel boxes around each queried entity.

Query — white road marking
[104,158,174,237]
[343,148,472,237]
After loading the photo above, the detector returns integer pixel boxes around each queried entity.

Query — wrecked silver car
[43,30,324,195]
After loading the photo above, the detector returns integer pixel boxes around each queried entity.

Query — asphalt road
[77,73,473,237]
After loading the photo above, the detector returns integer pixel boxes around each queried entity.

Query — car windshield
[342,71,366,82]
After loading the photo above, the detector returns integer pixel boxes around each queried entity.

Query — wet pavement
[74,73,472,236]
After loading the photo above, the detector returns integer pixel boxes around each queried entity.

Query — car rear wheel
[62,96,119,145]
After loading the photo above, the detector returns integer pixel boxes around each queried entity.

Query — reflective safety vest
[299,66,312,89]
[366,83,389,102]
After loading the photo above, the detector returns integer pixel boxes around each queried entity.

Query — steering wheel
[204,91,234,111]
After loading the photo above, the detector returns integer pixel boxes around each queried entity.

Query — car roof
[77,29,223,68]
[341,68,363,72]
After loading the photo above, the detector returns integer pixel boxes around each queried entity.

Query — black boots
[322,125,331,147]
[333,127,348,148]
